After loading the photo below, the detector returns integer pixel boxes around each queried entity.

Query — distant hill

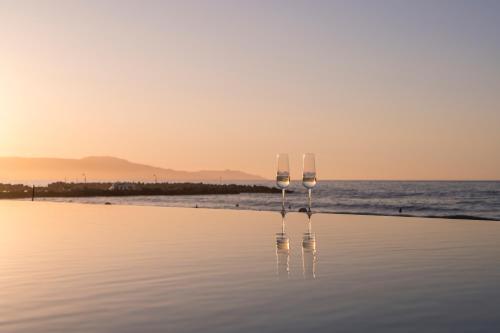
[0,156,266,183]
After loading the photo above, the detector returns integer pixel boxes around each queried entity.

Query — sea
[34,180,500,221]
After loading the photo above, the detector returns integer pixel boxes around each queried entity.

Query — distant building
[109,182,140,191]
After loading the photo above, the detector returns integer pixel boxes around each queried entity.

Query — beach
[2,201,500,333]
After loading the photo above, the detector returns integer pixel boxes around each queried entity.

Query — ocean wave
[29,180,500,222]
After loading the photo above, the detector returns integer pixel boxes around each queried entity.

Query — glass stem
[282,189,285,212]
[308,189,312,212]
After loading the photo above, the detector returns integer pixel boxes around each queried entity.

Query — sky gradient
[1,0,499,179]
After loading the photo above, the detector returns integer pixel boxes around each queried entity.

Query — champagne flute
[302,153,317,212]
[276,153,290,212]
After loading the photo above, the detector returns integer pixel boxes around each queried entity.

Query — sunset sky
[1,1,499,180]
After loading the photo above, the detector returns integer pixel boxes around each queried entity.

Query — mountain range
[0,156,265,183]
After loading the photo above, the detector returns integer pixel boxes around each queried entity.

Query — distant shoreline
[0,182,282,199]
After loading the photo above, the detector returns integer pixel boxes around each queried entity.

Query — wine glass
[302,153,317,212]
[276,153,290,211]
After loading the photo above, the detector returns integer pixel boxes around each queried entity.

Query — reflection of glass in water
[276,212,290,279]
[276,234,290,279]
[302,217,317,279]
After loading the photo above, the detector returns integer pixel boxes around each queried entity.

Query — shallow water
[33,181,500,220]
[1,201,500,332]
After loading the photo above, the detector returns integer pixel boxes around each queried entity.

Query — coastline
[8,197,499,222]
[2,180,498,221]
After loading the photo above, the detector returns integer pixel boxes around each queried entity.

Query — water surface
[1,201,500,332]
